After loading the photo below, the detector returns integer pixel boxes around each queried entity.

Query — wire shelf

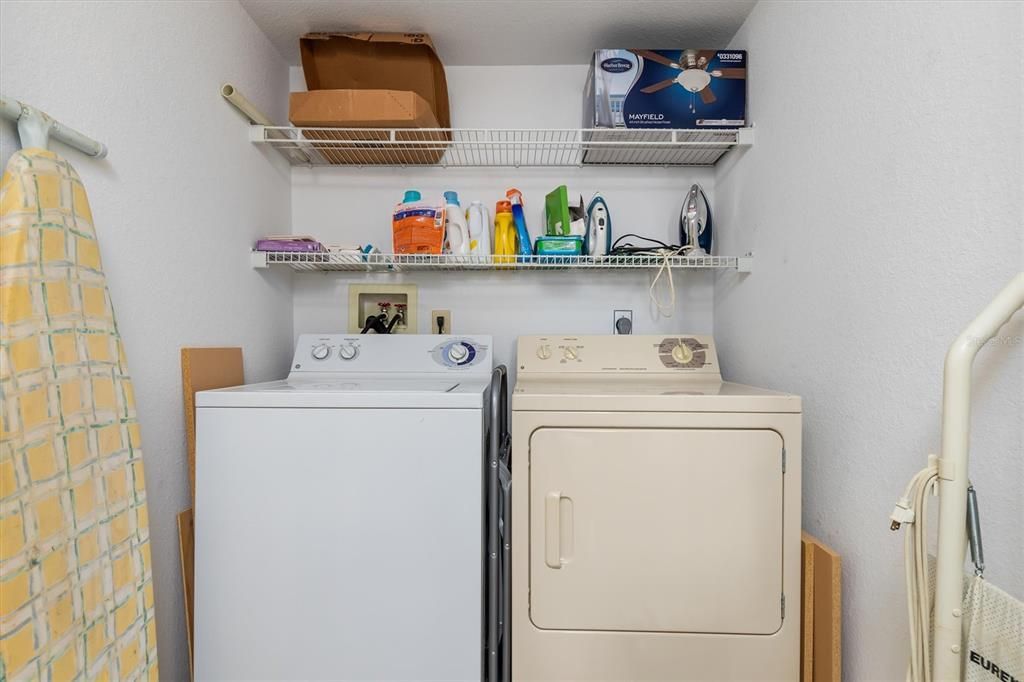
[251,251,753,273]
[250,126,753,167]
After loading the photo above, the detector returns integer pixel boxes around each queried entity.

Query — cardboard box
[584,49,747,129]
[291,32,451,164]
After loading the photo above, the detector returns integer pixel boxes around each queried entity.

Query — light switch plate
[348,284,418,333]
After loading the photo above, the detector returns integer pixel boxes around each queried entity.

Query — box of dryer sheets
[583,49,747,129]
[289,32,451,164]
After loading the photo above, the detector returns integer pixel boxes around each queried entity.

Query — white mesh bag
[962,575,1023,682]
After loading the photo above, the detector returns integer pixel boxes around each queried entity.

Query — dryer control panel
[517,335,720,377]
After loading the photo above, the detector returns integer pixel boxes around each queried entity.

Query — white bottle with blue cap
[443,190,470,256]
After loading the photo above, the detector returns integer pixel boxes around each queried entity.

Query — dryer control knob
[563,346,579,361]
[447,343,470,363]
[338,344,358,360]
[672,343,693,365]
[536,344,552,360]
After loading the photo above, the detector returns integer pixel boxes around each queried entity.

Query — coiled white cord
[649,245,697,318]
[890,455,939,682]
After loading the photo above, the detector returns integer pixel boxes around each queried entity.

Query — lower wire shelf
[251,251,753,273]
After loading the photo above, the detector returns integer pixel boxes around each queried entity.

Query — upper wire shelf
[251,251,753,273]
[250,126,753,168]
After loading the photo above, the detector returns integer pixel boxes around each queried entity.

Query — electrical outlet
[348,284,418,333]
[431,310,452,334]
[613,309,633,335]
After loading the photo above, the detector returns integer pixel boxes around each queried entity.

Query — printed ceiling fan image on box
[631,49,746,112]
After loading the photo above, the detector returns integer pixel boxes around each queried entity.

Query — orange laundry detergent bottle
[392,190,445,254]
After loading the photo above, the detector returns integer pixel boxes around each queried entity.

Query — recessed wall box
[348,283,418,334]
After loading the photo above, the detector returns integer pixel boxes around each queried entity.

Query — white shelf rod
[0,94,107,158]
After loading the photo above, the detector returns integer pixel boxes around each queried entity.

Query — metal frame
[0,94,107,158]
[251,251,754,273]
[932,272,1024,681]
[486,366,510,682]
[250,126,753,167]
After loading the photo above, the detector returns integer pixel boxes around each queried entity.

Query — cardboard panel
[801,533,815,681]
[800,533,842,682]
[180,347,244,502]
[179,347,243,677]
[812,540,842,682]
[178,509,195,679]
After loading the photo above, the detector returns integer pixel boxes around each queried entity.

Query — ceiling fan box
[583,49,747,130]
[290,32,451,164]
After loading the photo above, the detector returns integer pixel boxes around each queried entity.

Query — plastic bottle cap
[403,190,422,202]
[443,191,460,206]
[496,200,512,213]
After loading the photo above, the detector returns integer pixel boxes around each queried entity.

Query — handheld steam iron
[586,192,612,256]
[680,183,713,256]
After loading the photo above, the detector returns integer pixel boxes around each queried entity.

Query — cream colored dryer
[511,335,801,681]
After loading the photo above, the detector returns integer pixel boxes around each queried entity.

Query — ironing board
[0,149,158,680]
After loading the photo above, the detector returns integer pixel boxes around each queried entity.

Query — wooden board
[801,532,842,682]
[181,347,244,502]
[177,509,195,678]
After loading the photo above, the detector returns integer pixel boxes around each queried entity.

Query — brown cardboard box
[291,32,451,164]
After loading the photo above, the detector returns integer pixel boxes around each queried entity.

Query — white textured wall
[0,2,294,679]
[290,65,724,370]
[715,2,1024,680]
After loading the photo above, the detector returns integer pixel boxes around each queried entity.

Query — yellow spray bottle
[494,199,516,264]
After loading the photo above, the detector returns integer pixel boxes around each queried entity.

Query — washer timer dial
[430,339,485,368]
[310,344,331,360]
[338,344,359,360]
[447,342,470,363]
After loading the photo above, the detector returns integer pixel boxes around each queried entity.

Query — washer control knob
[338,344,358,361]
[447,342,470,364]
[311,344,331,360]
[536,344,552,360]
[563,346,578,361]
[672,343,694,365]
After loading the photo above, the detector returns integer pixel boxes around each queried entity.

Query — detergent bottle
[393,190,445,254]
[494,200,516,264]
[467,200,491,256]
[505,188,533,256]
[443,191,470,256]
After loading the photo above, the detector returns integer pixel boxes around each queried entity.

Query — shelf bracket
[250,251,269,269]
[737,253,754,273]
[247,125,267,143]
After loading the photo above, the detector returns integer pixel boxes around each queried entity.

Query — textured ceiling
[239,0,758,66]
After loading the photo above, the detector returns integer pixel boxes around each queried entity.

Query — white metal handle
[933,271,1024,681]
[545,492,562,569]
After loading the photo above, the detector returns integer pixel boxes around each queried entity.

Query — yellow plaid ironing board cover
[0,149,157,681]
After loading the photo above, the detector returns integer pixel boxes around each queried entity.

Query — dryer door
[529,427,784,635]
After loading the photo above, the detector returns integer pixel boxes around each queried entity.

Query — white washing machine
[511,335,801,681]
[194,334,509,682]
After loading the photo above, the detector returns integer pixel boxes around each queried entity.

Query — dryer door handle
[545,492,562,568]
[545,491,574,569]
